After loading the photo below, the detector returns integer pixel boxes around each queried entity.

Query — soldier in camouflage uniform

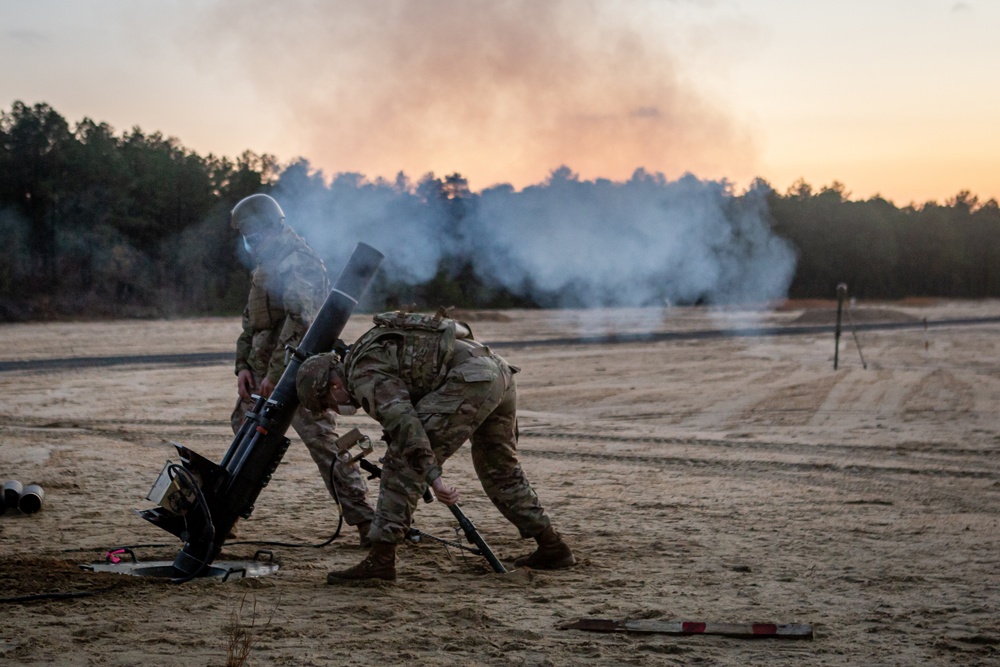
[296,309,575,582]
[230,193,374,545]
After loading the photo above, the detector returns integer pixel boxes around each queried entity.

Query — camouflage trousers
[371,353,551,544]
[231,382,374,526]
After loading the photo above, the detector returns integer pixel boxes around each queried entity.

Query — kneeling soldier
[296,310,576,582]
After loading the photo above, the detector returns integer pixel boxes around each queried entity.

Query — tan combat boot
[514,526,576,569]
[356,520,373,548]
[327,542,397,583]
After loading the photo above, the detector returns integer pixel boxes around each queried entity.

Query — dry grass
[224,592,280,667]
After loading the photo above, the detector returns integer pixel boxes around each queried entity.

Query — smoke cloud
[469,168,794,307]
[274,164,796,311]
[193,0,756,189]
[201,1,791,318]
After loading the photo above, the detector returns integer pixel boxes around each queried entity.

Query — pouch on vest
[248,281,274,329]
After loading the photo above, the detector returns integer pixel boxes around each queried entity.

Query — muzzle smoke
[274,165,796,311]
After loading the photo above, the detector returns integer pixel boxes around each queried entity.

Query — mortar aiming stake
[834,282,847,370]
[833,282,868,370]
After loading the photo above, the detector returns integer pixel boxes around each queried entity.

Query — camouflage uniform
[233,225,373,526]
[341,312,552,544]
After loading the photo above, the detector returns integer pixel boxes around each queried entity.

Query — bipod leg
[844,307,868,369]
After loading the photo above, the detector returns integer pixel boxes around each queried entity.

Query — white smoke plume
[274,164,797,310]
[273,163,451,286]
[200,0,792,315]
[470,167,794,307]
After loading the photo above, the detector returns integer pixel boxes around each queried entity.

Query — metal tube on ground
[18,484,44,514]
[3,480,23,511]
[834,283,847,370]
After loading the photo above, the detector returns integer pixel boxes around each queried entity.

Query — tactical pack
[348,309,476,398]
[371,309,474,339]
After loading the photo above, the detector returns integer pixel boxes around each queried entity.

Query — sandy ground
[0,301,998,666]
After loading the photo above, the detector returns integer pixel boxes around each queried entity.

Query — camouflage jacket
[344,312,475,484]
[235,226,329,383]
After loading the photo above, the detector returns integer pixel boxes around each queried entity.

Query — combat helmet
[297,353,347,412]
[231,193,285,234]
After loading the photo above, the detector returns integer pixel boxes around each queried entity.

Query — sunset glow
[2,0,997,205]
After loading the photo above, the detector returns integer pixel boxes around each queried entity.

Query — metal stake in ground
[843,302,869,369]
[834,282,847,370]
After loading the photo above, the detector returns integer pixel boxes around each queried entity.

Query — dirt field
[1,301,998,666]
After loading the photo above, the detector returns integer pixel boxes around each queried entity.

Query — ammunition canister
[2,480,22,511]
[18,484,44,514]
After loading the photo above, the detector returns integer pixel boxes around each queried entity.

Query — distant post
[834,283,847,370]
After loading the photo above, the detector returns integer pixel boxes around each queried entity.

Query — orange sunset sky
[1,0,997,205]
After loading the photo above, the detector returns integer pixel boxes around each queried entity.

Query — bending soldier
[296,310,576,582]
[230,193,374,545]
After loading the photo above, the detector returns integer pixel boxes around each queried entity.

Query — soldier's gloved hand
[237,370,256,400]
[260,377,277,398]
[430,477,459,506]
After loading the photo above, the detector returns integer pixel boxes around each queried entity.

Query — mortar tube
[3,480,22,510]
[171,241,384,577]
[18,484,44,514]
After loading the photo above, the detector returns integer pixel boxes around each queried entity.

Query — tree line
[1,101,997,321]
